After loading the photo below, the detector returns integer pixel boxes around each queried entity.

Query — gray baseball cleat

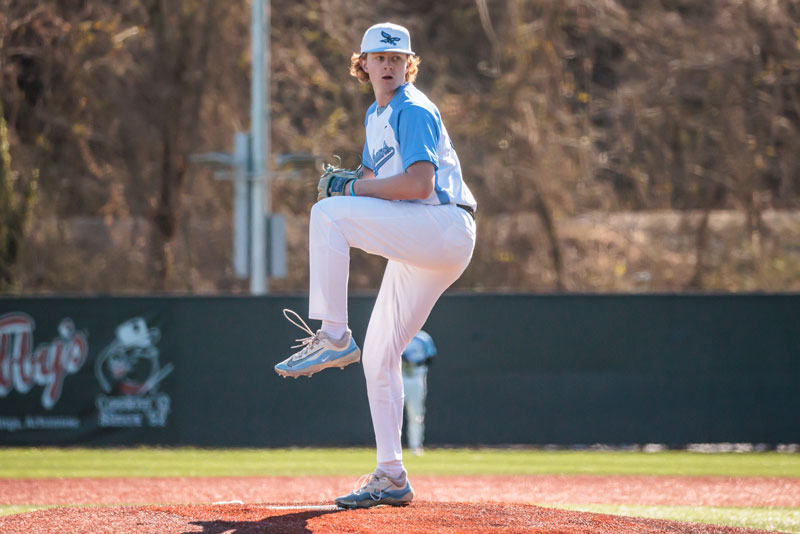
[334,470,415,509]
[274,309,361,378]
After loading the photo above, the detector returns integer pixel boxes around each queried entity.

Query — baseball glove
[317,156,363,201]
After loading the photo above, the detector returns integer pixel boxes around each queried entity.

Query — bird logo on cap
[380,30,401,46]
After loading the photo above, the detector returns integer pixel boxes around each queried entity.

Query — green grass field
[1,447,799,532]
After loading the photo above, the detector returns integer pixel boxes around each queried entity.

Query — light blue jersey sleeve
[361,142,374,171]
[392,106,441,171]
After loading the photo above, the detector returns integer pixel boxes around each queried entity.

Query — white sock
[376,462,405,481]
[321,320,347,340]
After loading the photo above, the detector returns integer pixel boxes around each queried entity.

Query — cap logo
[361,23,413,54]
[380,31,401,47]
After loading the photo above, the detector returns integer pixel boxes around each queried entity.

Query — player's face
[362,52,409,94]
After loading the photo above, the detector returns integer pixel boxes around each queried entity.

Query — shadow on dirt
[185,508,342,534]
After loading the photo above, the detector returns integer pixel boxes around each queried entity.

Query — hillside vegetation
[2,0,799,293]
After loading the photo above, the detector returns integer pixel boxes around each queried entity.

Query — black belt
[456,204,476,219]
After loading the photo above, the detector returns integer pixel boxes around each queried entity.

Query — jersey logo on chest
[371,141,396,172]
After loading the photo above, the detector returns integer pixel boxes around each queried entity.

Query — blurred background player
[401,330,436,456]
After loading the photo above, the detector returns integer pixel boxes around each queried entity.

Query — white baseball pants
[308,197,475,472]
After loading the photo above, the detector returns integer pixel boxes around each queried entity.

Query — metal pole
[249,0,269,294]
[233,132,250,278]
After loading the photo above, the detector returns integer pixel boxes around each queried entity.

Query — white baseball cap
[360,22,414,55]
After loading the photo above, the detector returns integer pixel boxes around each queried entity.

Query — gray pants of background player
[402,362,428,452]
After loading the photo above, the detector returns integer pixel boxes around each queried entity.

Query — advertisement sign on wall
[0,311,173,440]
[0,294,797,447]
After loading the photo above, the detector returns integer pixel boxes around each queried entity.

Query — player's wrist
[348,179,357,196]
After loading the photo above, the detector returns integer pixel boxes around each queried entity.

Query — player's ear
[360,54,368,72]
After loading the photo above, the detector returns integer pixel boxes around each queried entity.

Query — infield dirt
[1,475,795,533]
[0,502,781,534]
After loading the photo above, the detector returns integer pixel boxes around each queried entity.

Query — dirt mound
[0,502,774,534]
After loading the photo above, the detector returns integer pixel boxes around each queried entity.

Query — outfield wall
[1,294,798,447]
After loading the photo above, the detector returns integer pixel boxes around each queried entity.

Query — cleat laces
[283,309,322,361]
[352,473,389,501]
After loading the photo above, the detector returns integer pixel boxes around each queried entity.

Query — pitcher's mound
[1,502,775,534]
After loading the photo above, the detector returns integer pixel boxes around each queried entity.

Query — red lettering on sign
[0,313,89,409]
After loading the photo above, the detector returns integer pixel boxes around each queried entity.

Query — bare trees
[460,0,800,290]
[2,0,800,293]
[0,98,36,290]
[1,1,249,291]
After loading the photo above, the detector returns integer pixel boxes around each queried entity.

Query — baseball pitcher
[274,22,476,508]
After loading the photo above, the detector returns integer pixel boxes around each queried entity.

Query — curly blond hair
[349,53,421,84]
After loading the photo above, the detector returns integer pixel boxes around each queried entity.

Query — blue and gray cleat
[274,309,361,378]
[334,471,415,509]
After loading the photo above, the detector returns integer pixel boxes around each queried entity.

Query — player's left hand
[317,157,363,201]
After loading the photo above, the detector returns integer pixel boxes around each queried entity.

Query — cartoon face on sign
[95,318,172,395]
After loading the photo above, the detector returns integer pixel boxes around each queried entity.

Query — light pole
[249,0,269,294]
[190,0,282,293]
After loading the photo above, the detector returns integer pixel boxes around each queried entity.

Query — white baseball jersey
[361,83,477,210]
